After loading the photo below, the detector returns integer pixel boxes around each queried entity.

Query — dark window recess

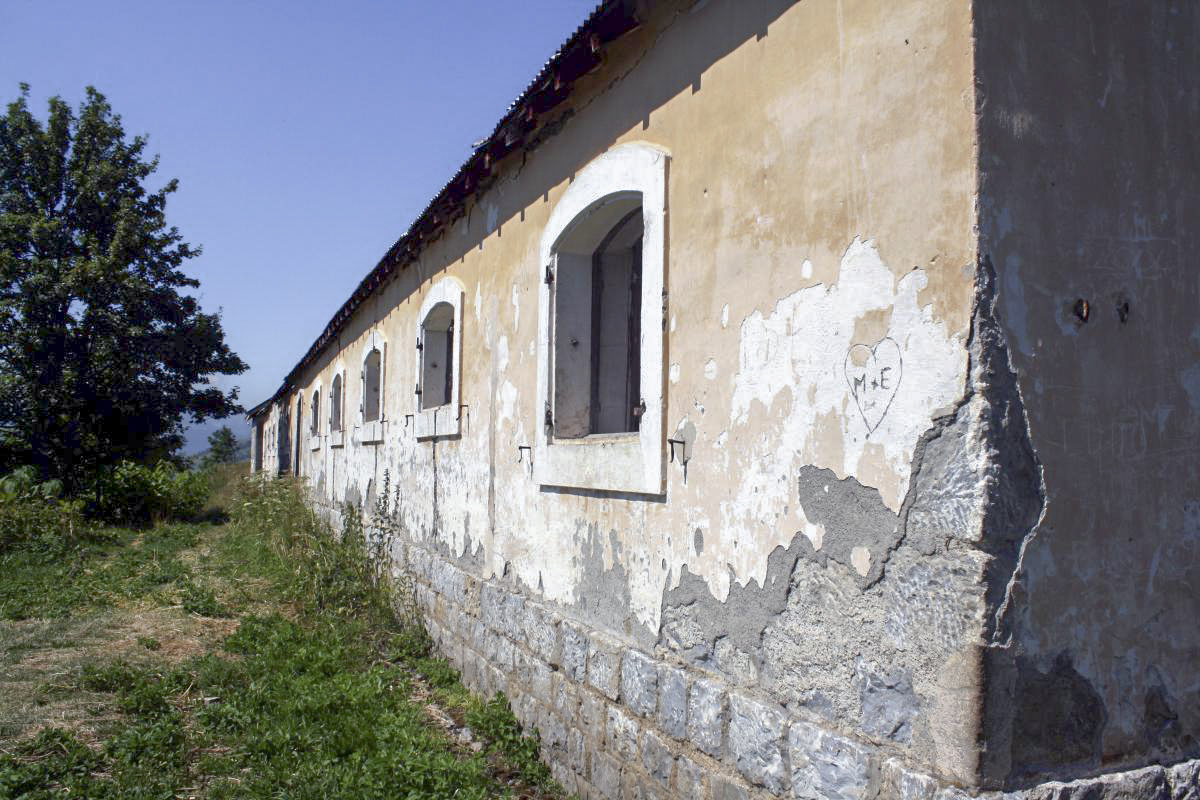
[279,406,291,475]
[551,194,643,438]
[330,374,342,432]
[420,302,455,410]
[293,395,303,476]
[590,209,642,434]
[363,349,382,422]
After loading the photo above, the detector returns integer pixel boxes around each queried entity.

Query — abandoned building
[246,1,1200,797]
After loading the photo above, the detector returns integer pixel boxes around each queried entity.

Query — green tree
[205,425,240,466]
[0,85,247,487]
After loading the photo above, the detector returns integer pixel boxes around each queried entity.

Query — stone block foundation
[393,538,1199,800]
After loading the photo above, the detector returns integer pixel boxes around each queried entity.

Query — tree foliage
[0,85,247,486]
[204,425,240,466]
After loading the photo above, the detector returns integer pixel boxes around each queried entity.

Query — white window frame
[534,142,668,494]
[358,331,387,445]
[414,276,465,440]
[329,363,346,448]
[309,380,323,450]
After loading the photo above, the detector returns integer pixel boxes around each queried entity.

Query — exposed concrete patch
[759,555,881,723]
[563,522,647,646]
[659,533,797,659]
[795,466,901,587]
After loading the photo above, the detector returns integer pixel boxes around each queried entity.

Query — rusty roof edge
[251,0,644,411]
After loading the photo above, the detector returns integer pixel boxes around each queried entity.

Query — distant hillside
[183,418,252,457]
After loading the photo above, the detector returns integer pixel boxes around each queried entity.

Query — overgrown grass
[0,523,198,620]
[0,469,562,799]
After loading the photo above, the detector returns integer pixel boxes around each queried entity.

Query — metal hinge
[632,399,647,418]
[544,263,555,286]
[415,338,423,351]
[414,383,422,396]
[544,402,553,430]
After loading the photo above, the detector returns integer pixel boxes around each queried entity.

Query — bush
[0,497,86,555]
[85,461,211,526]
[0,466,86,554]
[0,465,62,503]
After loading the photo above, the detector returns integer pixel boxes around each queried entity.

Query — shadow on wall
[976,0,1200,787]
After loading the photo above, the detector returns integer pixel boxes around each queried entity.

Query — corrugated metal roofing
[249,0,645,417]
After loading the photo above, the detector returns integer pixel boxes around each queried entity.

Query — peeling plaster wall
[975,0,1200,789]
[258,0,1003,792]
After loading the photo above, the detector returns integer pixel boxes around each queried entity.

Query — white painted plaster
[728,237,965,514]
[802,521,825,551]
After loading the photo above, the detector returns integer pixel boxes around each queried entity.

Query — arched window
[363,349,382,422]
[421,303,454,410]
[535,143,668,494]
[359,332,386,444]
[551,197,643,437]
[311,388,321,436]
[415,277,464,439]
[330,373,343,432]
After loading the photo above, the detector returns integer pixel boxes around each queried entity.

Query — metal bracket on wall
[668,437,690,483]
[517,444,533,477]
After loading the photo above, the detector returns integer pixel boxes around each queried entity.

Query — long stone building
[247,1,1200,797]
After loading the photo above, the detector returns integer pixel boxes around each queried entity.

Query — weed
[180,581,231,618]
[468,693,553,785]
[136,636,160,651]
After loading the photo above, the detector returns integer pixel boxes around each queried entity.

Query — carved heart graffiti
[843,337,902,435]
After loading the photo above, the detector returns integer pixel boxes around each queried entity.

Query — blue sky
[0,0,597,452]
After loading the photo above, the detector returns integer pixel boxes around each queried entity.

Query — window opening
[420,302,455,410]
[552,195,644,438]
[590,207,643,434]
[363,349,382,422]
[330,374,343,432]
[253,423,263,470]
[311,389,321,436]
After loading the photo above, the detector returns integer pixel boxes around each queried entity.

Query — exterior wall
[250,0,1200,797]
[280,0,986,792]
[251,403,285,477]
[975,0,1200,790]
